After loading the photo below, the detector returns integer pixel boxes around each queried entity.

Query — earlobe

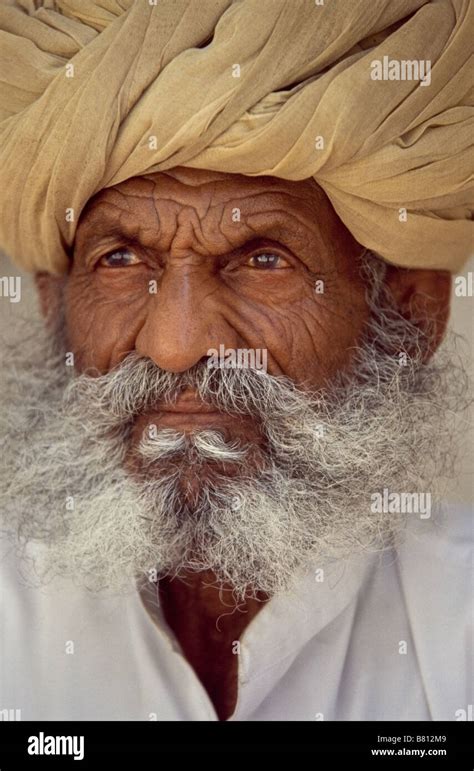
[34,272,65,323]
[383,265,452,361]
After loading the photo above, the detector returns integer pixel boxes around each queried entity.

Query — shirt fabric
[0,504,471,721]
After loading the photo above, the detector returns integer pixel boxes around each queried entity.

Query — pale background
[0,251,472,506]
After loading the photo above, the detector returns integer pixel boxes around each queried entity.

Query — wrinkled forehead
[74,168,358,258]
[79,168,326,220]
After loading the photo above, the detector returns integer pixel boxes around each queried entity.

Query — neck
[158,569,268,720]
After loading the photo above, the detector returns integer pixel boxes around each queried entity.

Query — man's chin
[130,456,248,506]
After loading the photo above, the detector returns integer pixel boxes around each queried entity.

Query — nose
[135,261,240,373]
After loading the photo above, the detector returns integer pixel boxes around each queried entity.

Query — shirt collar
[137,549,376,717]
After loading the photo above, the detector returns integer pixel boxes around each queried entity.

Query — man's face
[0,169,460,601]
[67,169,368,443]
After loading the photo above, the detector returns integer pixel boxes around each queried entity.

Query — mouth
[151,412,227,429]
[158,391,220,416]
[128,389,267,475]
[132,389,234,432]
[155,390,223,422]
[132,389,264,446]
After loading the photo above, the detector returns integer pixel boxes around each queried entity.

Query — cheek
[238,281,369,388]
[293,295,369,385]
[64,270,151,372]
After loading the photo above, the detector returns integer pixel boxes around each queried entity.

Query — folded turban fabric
[0,0,472,274]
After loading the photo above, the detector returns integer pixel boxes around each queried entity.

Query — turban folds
[0,0,472,275]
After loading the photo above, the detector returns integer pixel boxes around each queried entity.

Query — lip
[152,412,226,429]
[160,405,219,415]
[157,398,219,415]
[147,409,234,431]
[157,392,219,415]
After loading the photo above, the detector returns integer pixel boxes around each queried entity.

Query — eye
[98,249,143,268]
[247,252,291,270]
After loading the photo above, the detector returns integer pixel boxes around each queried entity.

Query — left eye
[248,253,290,269]
[99,249,143,268]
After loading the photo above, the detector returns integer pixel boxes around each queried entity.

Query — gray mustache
[65,354,312,423]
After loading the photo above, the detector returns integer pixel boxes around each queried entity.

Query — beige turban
[0,0,472,275]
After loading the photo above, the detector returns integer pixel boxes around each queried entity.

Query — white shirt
[0,504,471,721]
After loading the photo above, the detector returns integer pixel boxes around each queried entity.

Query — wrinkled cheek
[63,282,149,373]
[281,300,369,388]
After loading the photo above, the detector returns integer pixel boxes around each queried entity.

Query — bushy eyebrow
[75,198,144,238]
[73,214,147,259]
[74,196,327,270]
[79,222,130,241]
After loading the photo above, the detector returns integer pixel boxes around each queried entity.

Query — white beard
[0,263,468,602]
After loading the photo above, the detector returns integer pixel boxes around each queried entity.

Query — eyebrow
[74,200,328,266]
[73,219,145,259]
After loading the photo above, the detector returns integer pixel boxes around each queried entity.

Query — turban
[0,0,472,275]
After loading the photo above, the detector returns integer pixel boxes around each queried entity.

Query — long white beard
[0,270,468,602]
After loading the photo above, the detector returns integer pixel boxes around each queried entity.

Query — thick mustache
[65,353,309,422]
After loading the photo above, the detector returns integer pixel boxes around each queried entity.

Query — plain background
[0,250,472,506]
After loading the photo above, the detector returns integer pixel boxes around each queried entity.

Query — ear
[383,266,451,361]
[34,272,65,324]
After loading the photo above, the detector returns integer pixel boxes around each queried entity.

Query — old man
[0,0,472,722]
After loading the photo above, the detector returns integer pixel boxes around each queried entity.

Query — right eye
[98,249,143,268]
